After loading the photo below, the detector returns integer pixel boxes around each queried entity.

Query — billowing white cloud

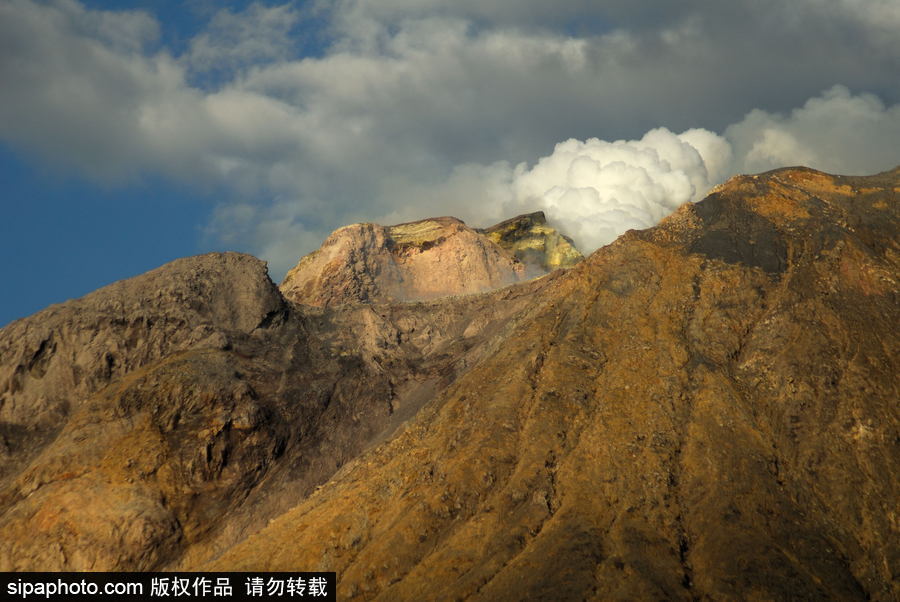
[506,129,723,251]
[1,0,899,277]
[436,86,900,255]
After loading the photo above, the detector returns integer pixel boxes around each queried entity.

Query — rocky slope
[0,249,564,571]
[0,167,897,600]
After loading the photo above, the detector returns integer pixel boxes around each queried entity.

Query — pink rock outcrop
[279,217,527,306]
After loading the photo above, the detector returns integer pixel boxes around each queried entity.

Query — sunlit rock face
[280,217,516,307]
[478,210,583,274]
[279,212,585,308]
[0,167,897,601]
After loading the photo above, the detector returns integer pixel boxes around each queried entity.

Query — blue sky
[1,142,214,325]
[2,0,899,327]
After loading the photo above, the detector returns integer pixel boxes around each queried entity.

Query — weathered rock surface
[279,216,529,307]
[0,252,296,569]
[478,210,583,273]
[0,167,897,600]
[0,250,561,571]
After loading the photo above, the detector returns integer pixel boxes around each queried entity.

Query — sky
[2,0,899,327]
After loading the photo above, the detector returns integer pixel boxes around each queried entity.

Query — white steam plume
[506,128,730,252]
[491,85,899,255]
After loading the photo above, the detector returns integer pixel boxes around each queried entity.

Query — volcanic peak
[279,212,582,307]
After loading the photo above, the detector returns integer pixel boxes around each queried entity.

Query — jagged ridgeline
[0,167,897,601]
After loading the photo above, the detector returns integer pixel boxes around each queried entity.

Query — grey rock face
[0,252,283,453]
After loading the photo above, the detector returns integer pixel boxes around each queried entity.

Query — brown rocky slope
[0,167,897,600]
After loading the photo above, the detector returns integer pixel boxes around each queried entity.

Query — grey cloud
[55,0,160,53]
[0,1,309,184]
[0,0,208,181]
[727,85,900,175]
[185,3,301,76]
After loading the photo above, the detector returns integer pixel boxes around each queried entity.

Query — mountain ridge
[0,166,897,600]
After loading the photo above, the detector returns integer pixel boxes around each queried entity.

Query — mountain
[0,167,897,600]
